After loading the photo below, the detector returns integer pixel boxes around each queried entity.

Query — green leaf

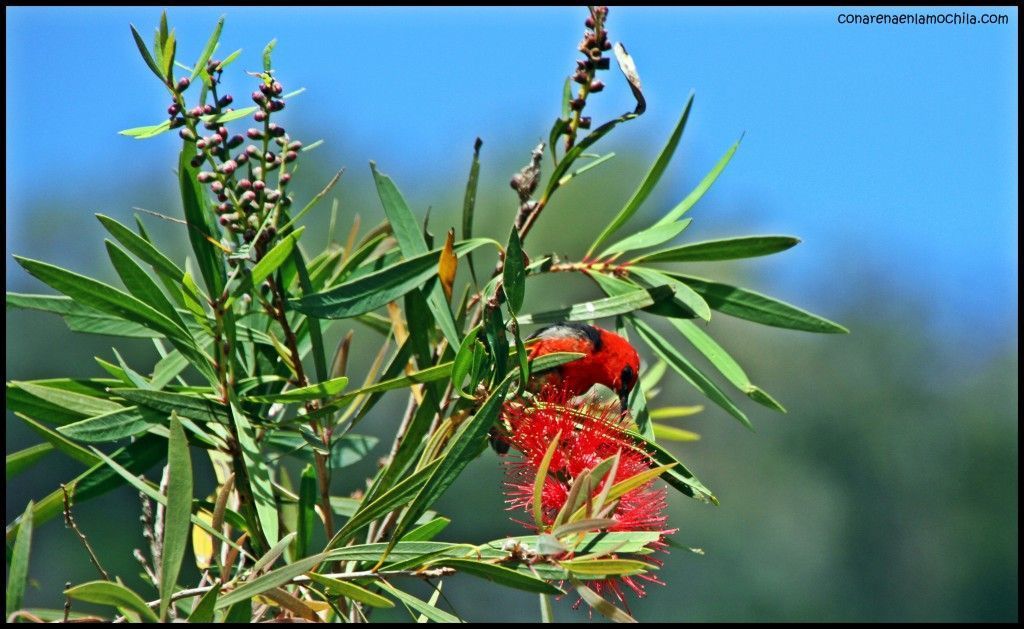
[652,423,701,442]
[6,500,34,617]
[451,326,482,400]
[178,144,225,297]
[306,573,394,608]
[376,582,460,624]
[370,162,461,347]
[569,577,637,623]
[628,266,711,322]
[250,228,307,291]
[561,558,652,577]
[11,380,121,418]
[326,459,442,549]
[160,414,193,620]
[65,581,159,623]
[671,319,785,412]
[630,317,750,429]
[402,517,451,542]
[250,532,298,575]
[588,93,694,256]
[636,235,800,263]
[649,405,703,419]
[188,583,221,622]
[105,240,185,329]
[58,406,163,443]
[112,389,228,424]
[290,239,492,319]
[246,375,348,403]
[6,443,53,477]
[296,465,316,559]
[625,428,717,504]
[534,432,562,528]
[518,285,674,325]
[666,272,849,333]
[656,137,742,225]
[215,553,325,609]
[434,559,563,595]
[192,16,225,79]
[199,106,259,125]
[462,138,482,283]
[13,257,191,343]
[7,293,160,338]
[601,219,691,258]
[262,38,277,72]
[118,120,172,139]
[129,23,166,83]
[228,402,278,547]
[556,152,616,187]
[503,227,526,313]
[389,377,513,551]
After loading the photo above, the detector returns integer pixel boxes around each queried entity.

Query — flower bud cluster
[564,6,611,144]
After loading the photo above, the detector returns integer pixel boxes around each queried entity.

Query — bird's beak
[618,389,630,414]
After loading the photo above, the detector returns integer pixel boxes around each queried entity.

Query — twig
[61,484,110,581]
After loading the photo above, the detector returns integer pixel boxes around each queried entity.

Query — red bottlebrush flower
[499,385,674,610]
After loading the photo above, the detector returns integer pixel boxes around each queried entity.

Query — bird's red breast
[528,322,640,408]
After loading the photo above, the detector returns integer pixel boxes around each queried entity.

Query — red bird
[527,322,641,411]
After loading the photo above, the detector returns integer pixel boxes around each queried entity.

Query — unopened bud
[197,171,215,183]
[253,180,266,192]
[189,106,204,118]
[589,80,605,93]
[247,128,263,140]
[268,123,286,137]
[235,152,249,165]
[570,97,586,111]
[168,103,180,116]
[252,90,266,104]
[279,173,291,186]
[227,135,244,149]
[269,100,285,112]
[176,77,191,92]
[203,104,214,115]
[179,128,196,141]
[237,179,252,190]
[579,116,592,129]
[595,57,610,70]
[254,110,267,122]
[217,94,233,108]
[219,160,238,175]
[271,81,283,95]
[284,150,298,163]
[211,181,224,194]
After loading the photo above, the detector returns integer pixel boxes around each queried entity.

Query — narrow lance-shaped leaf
[462,138,482,283]
[6,444,53,478]
[192,16,225,79]
[130,23,166,82]
[503,226,527,313]
[179,144,226,296]
[160,413,193,621]
[6,500,34,617]
[666,272,849,334]
[290,239,493,319]
[656,136,742,225]
[105,240,185,330]
[518,285,675,325]
[65,581,159,623]
[671,319,786,412]
[371,162,461,347]
[386,376,514,556]
[629,316,752,430]
[635,235,800,263]
[296,465,317,559]
[587,93,694,256]
[601,219,691,258]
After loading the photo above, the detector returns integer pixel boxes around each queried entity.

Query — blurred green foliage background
[6,7,1017,623]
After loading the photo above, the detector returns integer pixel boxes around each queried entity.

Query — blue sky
[6,7,1018,334]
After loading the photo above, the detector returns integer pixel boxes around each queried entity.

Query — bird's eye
[620,364,635,388]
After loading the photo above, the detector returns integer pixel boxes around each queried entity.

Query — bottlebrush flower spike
[498,385,675,611]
